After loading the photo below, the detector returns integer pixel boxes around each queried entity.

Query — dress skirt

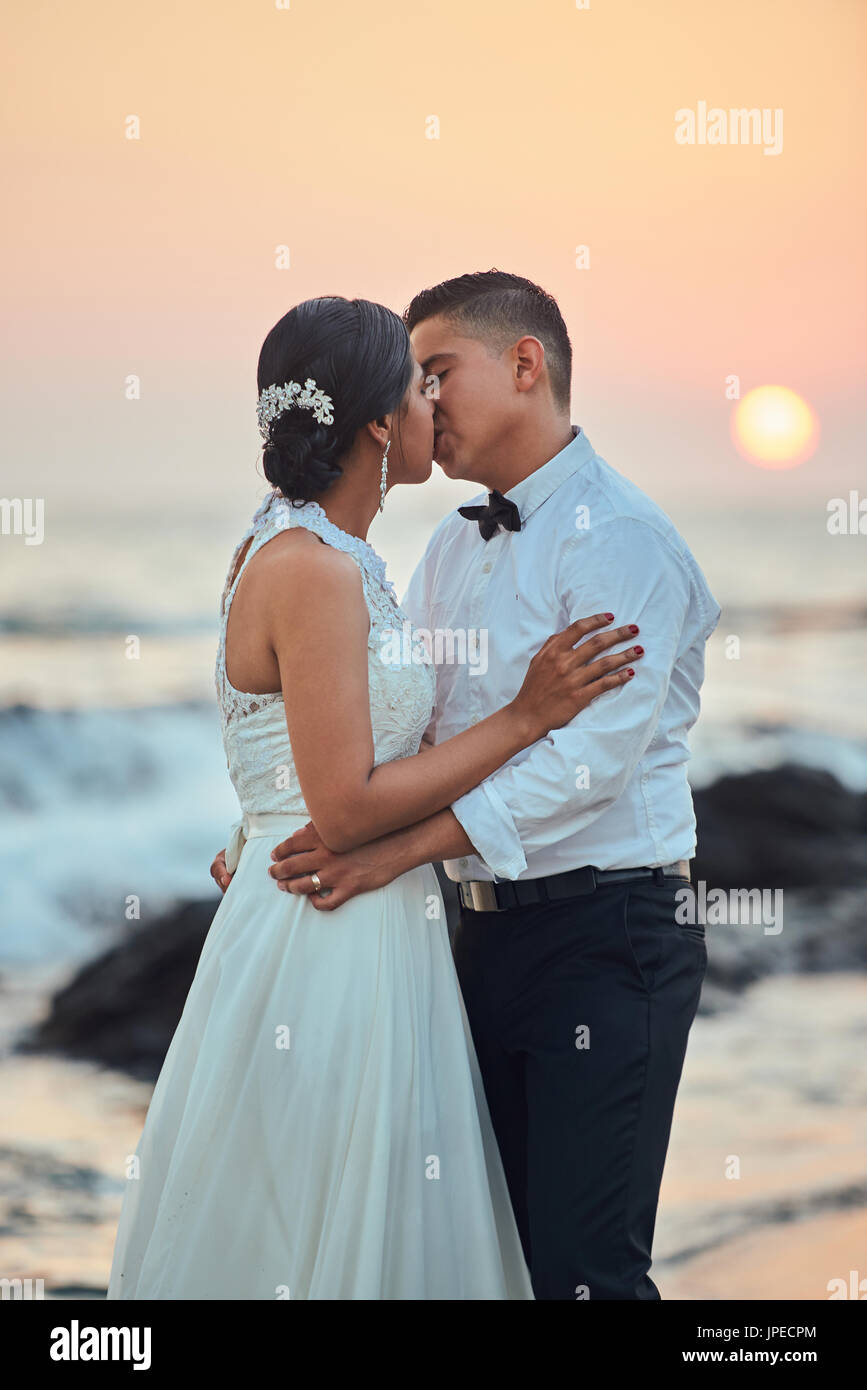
[106,812,533,1299]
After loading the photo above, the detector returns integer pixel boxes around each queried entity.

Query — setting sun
[731,386,820,470]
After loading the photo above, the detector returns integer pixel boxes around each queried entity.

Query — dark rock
[17,901,215,1082]
[692,763,867,890]
[697,886,867,992]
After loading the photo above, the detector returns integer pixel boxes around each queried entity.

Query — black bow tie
[457,489,522,541]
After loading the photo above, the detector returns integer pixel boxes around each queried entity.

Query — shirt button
[459,858,468,867]
[470,714,480,724]
[482,561,492,573]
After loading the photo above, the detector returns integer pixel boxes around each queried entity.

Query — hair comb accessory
[257,377,335,438]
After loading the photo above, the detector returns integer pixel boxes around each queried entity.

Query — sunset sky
[3,8,864,1307]
[3,0,865,536]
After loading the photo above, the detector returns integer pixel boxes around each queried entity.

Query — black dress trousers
[452,875,707,1300]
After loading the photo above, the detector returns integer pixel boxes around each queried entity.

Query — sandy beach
[2,960,864,1301]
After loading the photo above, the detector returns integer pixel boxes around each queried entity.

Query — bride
[106,295,643,1300]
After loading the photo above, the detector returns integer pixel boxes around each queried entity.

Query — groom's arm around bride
[266,491,719,905]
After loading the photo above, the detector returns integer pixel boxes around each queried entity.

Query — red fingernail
[633,646,644,655]
[626,668,635,676]
[604,612,615,622]
[628,624,639,634]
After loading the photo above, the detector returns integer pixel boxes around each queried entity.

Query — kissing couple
[107,270,720,1301]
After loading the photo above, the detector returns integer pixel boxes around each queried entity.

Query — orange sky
[3,0,865,517]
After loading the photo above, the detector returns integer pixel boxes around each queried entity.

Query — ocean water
[1,497,865,967]
[1,496,865,1302]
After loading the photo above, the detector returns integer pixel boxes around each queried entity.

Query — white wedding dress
[106,489,533,1300]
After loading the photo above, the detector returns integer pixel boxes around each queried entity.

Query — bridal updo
[257,296,414,504]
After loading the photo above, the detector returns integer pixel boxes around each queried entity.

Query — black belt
[457,860,691,912]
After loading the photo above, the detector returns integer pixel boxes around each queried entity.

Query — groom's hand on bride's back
[210,849,233,892]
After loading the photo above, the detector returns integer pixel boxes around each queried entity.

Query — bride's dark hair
[256,296,414,504]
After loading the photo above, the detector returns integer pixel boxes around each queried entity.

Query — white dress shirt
[400,425,721,882]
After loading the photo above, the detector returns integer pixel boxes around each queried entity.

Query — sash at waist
[225,811,311,872]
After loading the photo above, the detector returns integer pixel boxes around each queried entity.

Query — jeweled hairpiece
[256,377,335,438]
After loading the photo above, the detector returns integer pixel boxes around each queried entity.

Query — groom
[216,271,720,1299]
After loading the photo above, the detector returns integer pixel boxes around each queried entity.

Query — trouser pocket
[621,880,707,990]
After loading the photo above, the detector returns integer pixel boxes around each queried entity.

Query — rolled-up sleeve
[450,517,692,878]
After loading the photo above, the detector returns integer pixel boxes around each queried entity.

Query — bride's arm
[269,542,641,853]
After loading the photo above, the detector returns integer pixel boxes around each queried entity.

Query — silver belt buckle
[461,880,501,912]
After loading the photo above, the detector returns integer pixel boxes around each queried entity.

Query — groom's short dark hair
[403,270,572,410]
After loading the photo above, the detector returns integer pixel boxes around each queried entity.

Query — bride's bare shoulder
[244,528,366,630]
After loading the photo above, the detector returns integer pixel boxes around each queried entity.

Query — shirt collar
[502,425,594,524]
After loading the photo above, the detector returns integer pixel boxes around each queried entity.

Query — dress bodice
[215,490,437,819]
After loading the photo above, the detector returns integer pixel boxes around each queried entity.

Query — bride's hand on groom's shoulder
[268,821,394,910]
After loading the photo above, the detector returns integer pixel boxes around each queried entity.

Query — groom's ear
[511,335,546,394]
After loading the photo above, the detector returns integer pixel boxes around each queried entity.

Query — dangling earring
[379,439,391,513]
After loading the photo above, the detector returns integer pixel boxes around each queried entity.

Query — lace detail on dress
[214,490,437,818]
[215,494,284,727]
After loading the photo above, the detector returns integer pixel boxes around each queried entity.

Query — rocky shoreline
[15,761,867,1082]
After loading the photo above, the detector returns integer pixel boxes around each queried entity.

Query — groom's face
[410,314,515,483]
